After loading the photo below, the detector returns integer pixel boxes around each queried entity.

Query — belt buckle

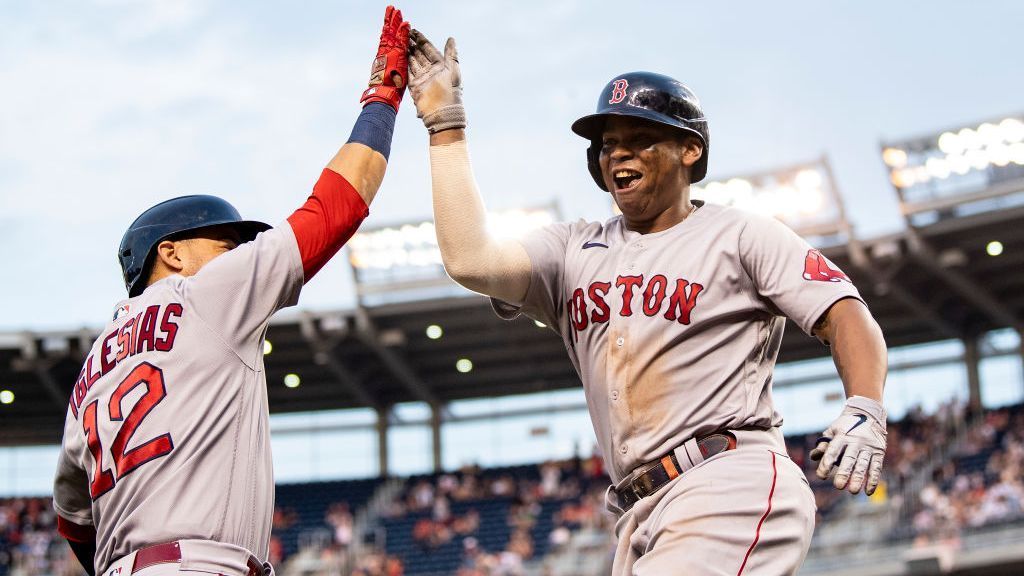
[632,471,656,497]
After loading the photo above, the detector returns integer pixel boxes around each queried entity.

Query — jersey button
[619,445,629,454]
[616,337,624,347]
[611,390,619,400]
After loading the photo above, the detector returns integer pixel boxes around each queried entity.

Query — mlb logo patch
[113,304,131,321]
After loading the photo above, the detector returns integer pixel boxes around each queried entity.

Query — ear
[153,239,185,274]
[679,137,704,169]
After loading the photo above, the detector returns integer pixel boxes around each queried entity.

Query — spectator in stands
[539,461,561,498]
[432,494,451,523]
[454,472,481,502]
[272,506,297,530]
[548,520,571,552]
[325,502,354,549]
[490,475,515,498]
[409,480,435,511]
[267,536,283,567]
[452,509,480,536]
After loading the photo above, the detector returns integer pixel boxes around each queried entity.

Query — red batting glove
[360,5,410,111]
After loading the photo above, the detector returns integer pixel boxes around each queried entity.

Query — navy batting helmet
[571,71,710,190]
[119,195,271,297]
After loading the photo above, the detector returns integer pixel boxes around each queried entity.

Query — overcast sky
[3,0,1022,330]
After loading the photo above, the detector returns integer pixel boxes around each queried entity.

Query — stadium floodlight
[263,340,273,356]
[455,358,473,373]
[284,374,301,388]
[426,325,443,340]
[687,158,846,239]
[349,206,557,273]
[0,390,13,404]
[986,241,1003,256]
[348,205,559,305]
[882,114,1024,200]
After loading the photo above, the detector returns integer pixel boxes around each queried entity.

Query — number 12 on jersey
[81,362,175,499]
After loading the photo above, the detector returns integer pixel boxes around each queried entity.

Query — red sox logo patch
[803,249,850,283]
[609,79,629,104]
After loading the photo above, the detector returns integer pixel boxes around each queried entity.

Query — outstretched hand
[360,5,410,111]
[408,29,466,133]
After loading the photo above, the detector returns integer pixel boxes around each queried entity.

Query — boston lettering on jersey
[69,303,183,419]
[568,274,705,337]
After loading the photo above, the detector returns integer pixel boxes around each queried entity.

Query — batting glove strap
[361,86,404,110]
[362,6,410,111]
[845,395,887,422]
[423,104,467,133]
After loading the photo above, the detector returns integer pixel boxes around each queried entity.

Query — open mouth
[613,169,643,192]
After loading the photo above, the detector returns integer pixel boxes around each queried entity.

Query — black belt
[613,432,736,511]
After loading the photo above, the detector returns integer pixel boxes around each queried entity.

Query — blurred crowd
[0,497,77,576]
[377,454,609,576]
[912,405,1024,544]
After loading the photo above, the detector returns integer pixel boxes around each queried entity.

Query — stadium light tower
[881,113,1024,408]
[882,114,1024,226]
[347,205,559,307]
[688,157,853,247]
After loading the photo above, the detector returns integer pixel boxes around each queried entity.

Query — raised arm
[406,29,532,304]
[286,6,410,282]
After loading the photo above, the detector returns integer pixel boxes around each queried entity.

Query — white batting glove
[810,396,887,495]
[408,29,466,133]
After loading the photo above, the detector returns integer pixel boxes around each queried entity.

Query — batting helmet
[118,195,271,297]
[571,71,710,190]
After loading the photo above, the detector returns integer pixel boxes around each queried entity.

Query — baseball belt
[129,541,264,576]
[611,431,737,512]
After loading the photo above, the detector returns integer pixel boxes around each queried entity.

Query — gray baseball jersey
[495,201,862,483]
[53,224,303,573]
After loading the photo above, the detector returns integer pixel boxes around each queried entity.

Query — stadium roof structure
[2,114,1024,456]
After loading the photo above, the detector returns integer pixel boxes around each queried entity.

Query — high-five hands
[408,29,466,133]
[360,5,410,111]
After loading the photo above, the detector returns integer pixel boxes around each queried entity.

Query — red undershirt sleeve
[286,168,370,282]
[57,515,97,544]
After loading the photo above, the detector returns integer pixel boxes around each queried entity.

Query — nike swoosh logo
[582,241,609,249]
[846,414,868,434]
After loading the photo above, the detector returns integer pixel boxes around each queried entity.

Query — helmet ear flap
[587,141,608,191]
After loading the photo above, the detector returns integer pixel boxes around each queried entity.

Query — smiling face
[598,116,704,233]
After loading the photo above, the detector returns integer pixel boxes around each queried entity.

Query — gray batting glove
[810,396,887,495]
[408,29,466,133]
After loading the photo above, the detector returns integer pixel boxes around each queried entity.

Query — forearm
[326,141,388,207]
[68,540,97,576]
[818,298,887,401]
[428,134,531,302]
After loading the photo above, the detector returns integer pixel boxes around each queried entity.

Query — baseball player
[407,31,889,575]
[51,7,410,576]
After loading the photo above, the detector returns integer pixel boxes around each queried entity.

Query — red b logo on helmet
[609,79,629,104]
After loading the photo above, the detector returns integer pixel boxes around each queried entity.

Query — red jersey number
[82,362,174,499]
